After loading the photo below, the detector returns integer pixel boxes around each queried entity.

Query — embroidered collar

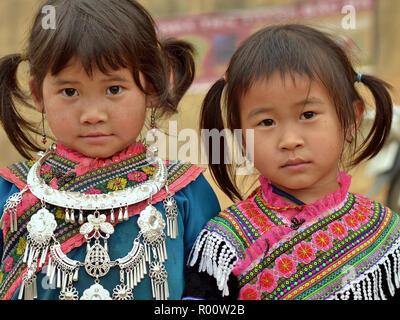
[39,142,153,193]
[55,141,147,175]
[258,171,352,222]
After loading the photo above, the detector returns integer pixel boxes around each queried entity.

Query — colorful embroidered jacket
[187,172,400,300]
[0,142,220,300]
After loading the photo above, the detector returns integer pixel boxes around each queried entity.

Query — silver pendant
[112,283,133,300]
[59,286,79,300]
[163,195,178,239]
[25,207,57,268]
[149,261,169,300]
[1,186,27,232]
[80,283,112,300]
[137,205,166,243]
[80,212,114,279]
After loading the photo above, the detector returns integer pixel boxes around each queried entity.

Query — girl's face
[240,71,345,203]
[31,58,152,158]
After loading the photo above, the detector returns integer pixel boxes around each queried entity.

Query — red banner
[156,0,375,91]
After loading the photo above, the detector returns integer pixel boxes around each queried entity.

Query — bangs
[50,2,135,76]
[226,24,358,129]
[32,0,159,90]
[230,25,349,96]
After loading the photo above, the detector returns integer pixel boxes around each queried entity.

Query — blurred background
[0,0,399,210]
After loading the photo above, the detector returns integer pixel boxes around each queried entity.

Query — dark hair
[0,0,195,159]
[201,24,393,202]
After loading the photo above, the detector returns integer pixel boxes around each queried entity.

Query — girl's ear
[145,92,158,109]
[346,100,365,142]
[29,77,44,112]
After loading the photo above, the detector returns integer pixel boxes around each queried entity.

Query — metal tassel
[110,209,115,224]
[70,209,75,223]
[78,210,84,224]
[65,208,70,223]
[118,207,123,222]
[123,206,129,221]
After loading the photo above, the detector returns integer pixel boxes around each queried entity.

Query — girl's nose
[278,129,304,151]
[80,102,108,125]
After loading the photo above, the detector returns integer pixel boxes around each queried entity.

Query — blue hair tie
[357,73,363,83]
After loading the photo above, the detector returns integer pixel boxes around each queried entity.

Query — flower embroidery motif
[142,166,155,175]
[293,242,315,264]
[4,257,14,273]
[127,171,147,183]
[352,210,368,223]
[238,284,260,300]
[259,269,277,293]
[251,215,273,233]
[275,254,296,278]
[16,238,27,255]
[344,215,360,230]
[107,177,127,191]
[40,164,51,174]
[312,230,332,251]
[55,207,65,220]
[329,221,347,240]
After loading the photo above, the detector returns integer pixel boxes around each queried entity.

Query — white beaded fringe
[188,229,238,297]
[330,238,400,300]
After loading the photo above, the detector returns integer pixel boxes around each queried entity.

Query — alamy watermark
[341,5,356,30]
[145,121,255,175]
[41,5,56,30]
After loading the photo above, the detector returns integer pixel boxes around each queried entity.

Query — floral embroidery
[312,230,332,251]
[16,238,27,255]
[275,254,296,278]
[127,171,147,183]
[107,177,127,191]
[239,284,259,300]
[251,215,274,233]
[329,221,348,239]
[142,166,155,175]
[4,258,13,273]
[259,269,277,293]
[26,160,36,167]
[238,203,259,218]
[352,210,368,223]
[40,164,51,174]
[344,215,360,230]
[293,242,315,264]
[54,207,65,220]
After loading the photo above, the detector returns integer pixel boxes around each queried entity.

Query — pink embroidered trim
[56,141,147,176]
[258,171,351,220]
[233,171,352,276]
[0,167,26,190]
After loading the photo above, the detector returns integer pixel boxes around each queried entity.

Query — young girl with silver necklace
[0,0,219,300]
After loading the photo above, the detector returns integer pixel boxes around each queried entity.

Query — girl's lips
[281,159,312,170]
[80,134,113,143]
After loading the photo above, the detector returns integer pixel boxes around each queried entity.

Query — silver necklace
[15,145,179,300]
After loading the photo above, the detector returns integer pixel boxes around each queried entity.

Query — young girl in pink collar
[184,24,398,300]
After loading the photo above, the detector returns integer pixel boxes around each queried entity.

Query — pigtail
[160,38,195,107]
[0,54,41,159]
[200,78,242,202]
[353,74,393,165]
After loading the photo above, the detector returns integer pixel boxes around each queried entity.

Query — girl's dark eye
[62,88,78,97]
[301,111,316,120]
[107,86,123,95]
[260,119,275,127]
